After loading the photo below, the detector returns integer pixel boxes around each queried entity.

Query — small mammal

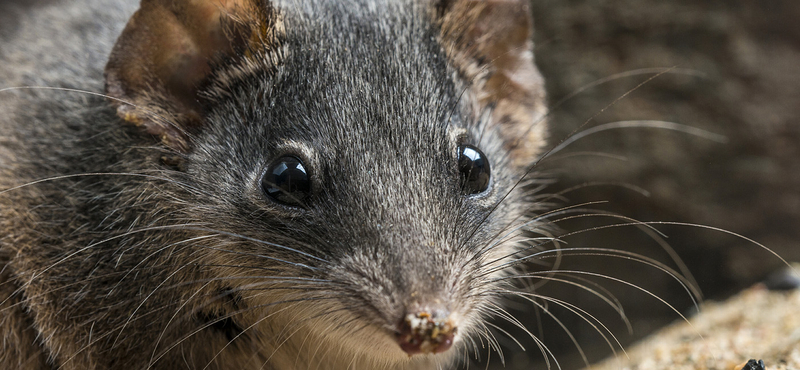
[0,0,548,369]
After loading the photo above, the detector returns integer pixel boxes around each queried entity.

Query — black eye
[261,156,311,206]
[458,144,491,195]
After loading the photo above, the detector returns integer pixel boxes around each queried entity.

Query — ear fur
[104,0,277,151]
[436,0,547,167]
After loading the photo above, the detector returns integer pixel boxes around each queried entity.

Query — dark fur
[0,0,547,369]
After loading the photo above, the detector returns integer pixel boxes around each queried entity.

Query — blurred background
[481,1,800,369]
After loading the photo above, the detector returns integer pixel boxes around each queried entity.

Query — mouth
[395,311,458,356]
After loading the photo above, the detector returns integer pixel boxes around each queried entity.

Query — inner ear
[436,0,548,168]
[104,0,278,151]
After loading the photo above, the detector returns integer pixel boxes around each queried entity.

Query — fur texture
[0,0,547,369]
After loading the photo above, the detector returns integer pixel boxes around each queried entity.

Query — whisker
[181,227,329,264]
[109,234,220,295]
[544,120,727,160]
[486,244,690,289]
[462,200,608,271]
[503,291,591,368]
[496,269,707,351]
[541,152,631,167]
[518,290,626,361]
[547,68,706,114]
[0,85,192,141]
[494,272,633,333]
[485,321,524,356]
[0,172,210,197]
[473,208,666,272]
[506,219,794,281]
[1,264,332,316]
[462,69,679,259]
[112,254,205,348]
[482,304,529,349]
[534,69,677,166]
[481,212,671,275]
[32,224,326,283]
[528,330,560,370]
[476,323,502,366]
[204,303,310,370]
[643,221,795,271]
[149,296,347,368]
[495,248,701,309]
[149,280,214,367]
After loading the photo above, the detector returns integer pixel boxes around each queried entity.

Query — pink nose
[395,311,457,356]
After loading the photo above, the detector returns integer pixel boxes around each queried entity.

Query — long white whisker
[0,172,207,197]
[112,255,204,348]
[485,247,701,309]
[497,268,710,359]
[501,290,591,367]
[544,120,727,160]
[515,289,627,361]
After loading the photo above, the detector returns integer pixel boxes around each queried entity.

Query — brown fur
[0,254,50,370]
[438,0,548,167]
[105,0,278,151]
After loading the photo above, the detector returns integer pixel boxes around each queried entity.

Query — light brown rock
[587,286,800,370]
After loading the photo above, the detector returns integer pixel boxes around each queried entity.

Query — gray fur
[0,0,546,369]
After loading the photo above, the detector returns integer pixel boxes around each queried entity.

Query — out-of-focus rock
[586,285,800,370]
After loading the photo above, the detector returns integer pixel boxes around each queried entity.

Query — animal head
[70,0,547,367]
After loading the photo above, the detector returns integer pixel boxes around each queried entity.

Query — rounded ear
[436,0,548,167]
[104,0,277,151]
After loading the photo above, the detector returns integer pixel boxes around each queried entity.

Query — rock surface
[586,286,800,370]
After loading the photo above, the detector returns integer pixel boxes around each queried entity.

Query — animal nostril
[395,310,457,356]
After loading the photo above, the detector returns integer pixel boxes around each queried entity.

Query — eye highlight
[261,156,311,206]
[457,144,491,195]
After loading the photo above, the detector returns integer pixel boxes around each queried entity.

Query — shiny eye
[261,156,311,206]
[457,144,491,195]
